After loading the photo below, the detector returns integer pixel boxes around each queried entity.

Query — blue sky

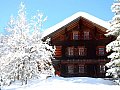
[0,0,114,34]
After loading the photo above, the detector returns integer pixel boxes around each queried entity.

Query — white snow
[105,0,120,84]
[42,12,110,38]
[1,77,120,90]
[0,3,55,86]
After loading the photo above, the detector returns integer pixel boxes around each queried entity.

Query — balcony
[60,59,110,64]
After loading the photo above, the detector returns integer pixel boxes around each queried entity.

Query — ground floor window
[79,65,84,73]
[68,65,74,74]
[67,65,85,74]
[100,65,105,73]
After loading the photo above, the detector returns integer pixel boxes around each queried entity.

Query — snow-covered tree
[106,0,120,85]
[0,2,55,86]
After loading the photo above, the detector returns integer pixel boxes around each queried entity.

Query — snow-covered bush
[106,0,120,85]
[0,2,55,86]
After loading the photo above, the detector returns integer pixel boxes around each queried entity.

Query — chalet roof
[42,12,110,38]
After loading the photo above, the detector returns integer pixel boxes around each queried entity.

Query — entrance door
[86,64,98,77]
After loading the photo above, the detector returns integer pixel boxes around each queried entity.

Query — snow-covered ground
[1,76,120,90]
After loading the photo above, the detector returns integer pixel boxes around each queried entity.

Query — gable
[42,12,110,39]
[51,24,106,43]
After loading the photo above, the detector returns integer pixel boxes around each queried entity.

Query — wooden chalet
[42,12,113,78]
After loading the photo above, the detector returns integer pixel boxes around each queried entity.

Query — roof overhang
[42,12,110,38]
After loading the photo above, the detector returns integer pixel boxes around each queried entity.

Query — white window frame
[79,65,84,73]
[68,47,74,56]
[100,65,105,73]
[84,31,89,40]
[68,65,74,74]
[73,31,79,40]
[98,47,105,56]
[78,47,86,56]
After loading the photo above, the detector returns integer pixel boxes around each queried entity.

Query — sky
[0,0,114,34]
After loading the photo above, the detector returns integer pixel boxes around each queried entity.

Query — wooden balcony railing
[60,59,110,64]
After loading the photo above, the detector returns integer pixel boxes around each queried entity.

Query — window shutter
[55,46,62,57]
[96,47,99,55]
[81,31,84,40]
[89,32,92,40]
[78,32,80,40]
[70,32,73,40]
[84,48,87,56]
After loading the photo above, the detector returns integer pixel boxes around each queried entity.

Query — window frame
[67,47,74,56]
[96,46,105,56]
[66,46,87,56]
[68,65,74,74]
[100,65,105,73]
[84,31,90,40]
[73,31,79,40]
[78,65,84,73]
[78,47,86,56]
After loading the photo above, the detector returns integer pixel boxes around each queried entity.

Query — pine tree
[0,2,55,86]
[106,0,120,85]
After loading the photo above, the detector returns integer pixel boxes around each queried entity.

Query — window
[96,46,105,56]
[97,47,105,56]
[79,65,84,73]
[67,46,86,56]
[78,47,86,56]
[67,47,74,56]
[100,65,105,73]
[99,48,104,55]
[68,65,74,74]
[73,31,79,40]
[84,31,89,40]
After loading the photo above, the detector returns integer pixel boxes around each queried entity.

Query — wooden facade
[43,13,113,78]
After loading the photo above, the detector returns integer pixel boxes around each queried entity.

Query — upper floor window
[84,31,89,40]
[73,31,79,40]
[78,47,86,56]
[67,46,86,56]
[96,46,105,56]
[99,48,105,55]
[67,47,74,56]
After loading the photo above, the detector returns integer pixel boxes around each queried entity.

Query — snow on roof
[42,12,110,38]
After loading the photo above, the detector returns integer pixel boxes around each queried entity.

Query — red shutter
[78,32,80,40]
[81,31,84,40]
[55,46,62,57]
[89,32,92,40]
[84,48,87,56]
[96,47,99,55]
[70,32,73,40]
